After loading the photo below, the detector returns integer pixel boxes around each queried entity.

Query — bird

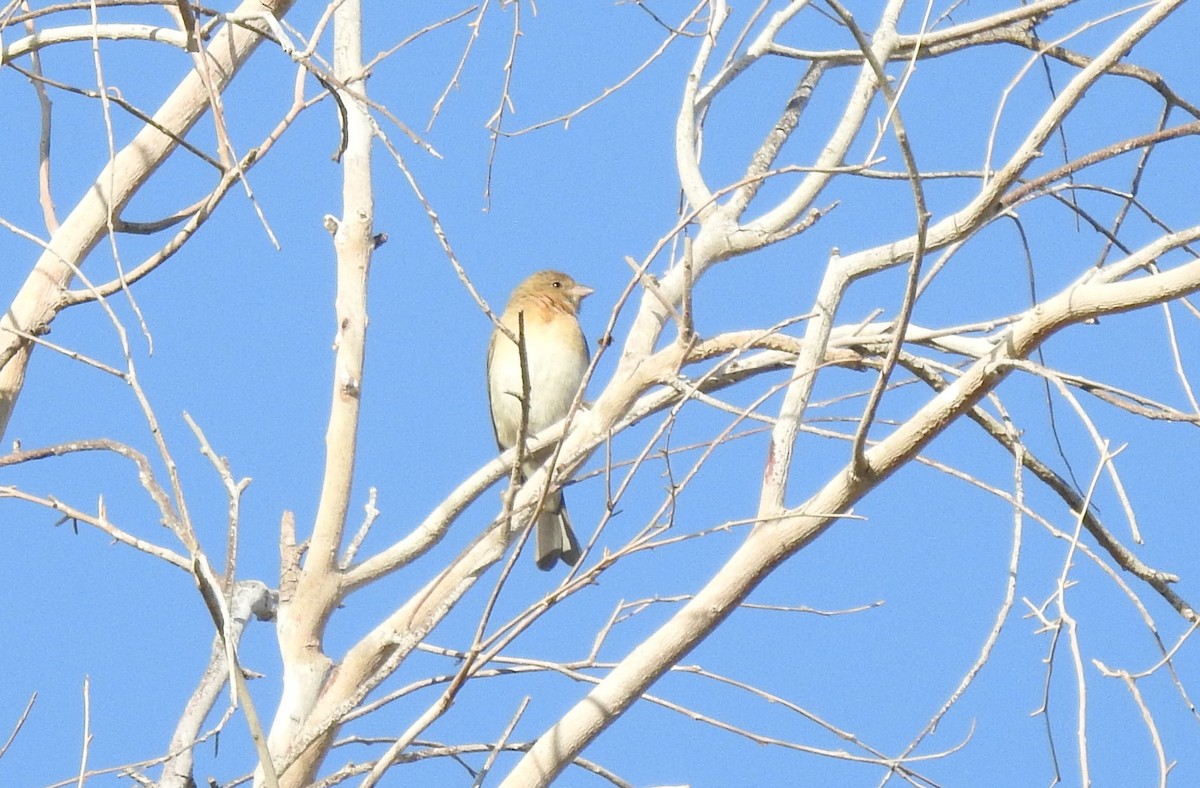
[487,270,593,570]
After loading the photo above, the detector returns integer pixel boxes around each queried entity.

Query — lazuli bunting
[487,270,593,569]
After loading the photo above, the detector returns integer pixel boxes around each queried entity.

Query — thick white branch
[1,24,189,62]
[502,222,1200,786]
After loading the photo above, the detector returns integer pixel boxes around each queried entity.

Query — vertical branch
[75,676,90,788]
[758,0,905,515]
[160,582,277,788]
[825,0,930,478]
[299,0,373,596]
[675,0,725,218]
[483,0,521,209]
[888,400,1026,773]
[1056,447,1116,788]
[758,257,847,516]
[20,5,59,234]
[269,0,374,783]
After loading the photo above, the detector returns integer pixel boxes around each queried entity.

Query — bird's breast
[488,322,588,446]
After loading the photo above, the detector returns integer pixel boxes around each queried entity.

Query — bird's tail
[535,492,581,570]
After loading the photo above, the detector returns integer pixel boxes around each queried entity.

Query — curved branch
[1,23,189,63]
[0,0,300,441]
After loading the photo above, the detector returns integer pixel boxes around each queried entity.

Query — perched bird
[487,270,593,570]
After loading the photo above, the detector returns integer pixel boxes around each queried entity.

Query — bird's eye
[552,281,563,288]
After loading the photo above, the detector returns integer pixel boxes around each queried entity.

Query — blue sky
[2,1,1200,786]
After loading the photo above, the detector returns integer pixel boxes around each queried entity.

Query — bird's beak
[570,284,595,300]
